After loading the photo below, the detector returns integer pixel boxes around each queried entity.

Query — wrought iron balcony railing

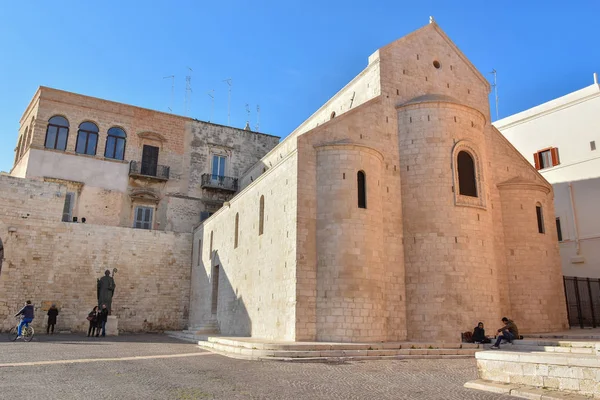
[129,161,170,181]
[201,173,238,192]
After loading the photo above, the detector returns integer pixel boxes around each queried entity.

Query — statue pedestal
[106,315,119,336]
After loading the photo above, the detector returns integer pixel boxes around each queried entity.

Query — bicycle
[8,317,34,342]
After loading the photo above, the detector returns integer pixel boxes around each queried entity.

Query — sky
[1,1,599,173]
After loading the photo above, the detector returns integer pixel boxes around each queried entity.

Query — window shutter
[551,148,560,166]
[533,153,540,170]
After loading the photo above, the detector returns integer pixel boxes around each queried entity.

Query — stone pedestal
[106,315,119,336]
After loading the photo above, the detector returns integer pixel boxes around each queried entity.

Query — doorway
[141,145,159,176]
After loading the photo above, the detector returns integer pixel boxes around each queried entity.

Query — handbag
[86,314,94,322]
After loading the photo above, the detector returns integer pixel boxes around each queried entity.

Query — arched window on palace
[105,127,127,160]
[14,136,22,164]
[457,151,477,197]
[536,204,545,234]
[76,122,99,156]
[234,213,239,248]
[357,171,367,208]
[259,195,265,235]
[45,116,70,151]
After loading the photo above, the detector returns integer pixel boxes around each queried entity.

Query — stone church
[0,21,567,340]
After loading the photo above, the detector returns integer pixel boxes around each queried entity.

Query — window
[134,206,153,229]
[234,213,239,248]
[76,122,99,155]
[209,231,213,259]
[534,148,559,170]
[259,195,265,235]
[211,265,220,314]
[0,237,3,275]
[211,155,226,179]
[536,205,545,234]
[197,239,202,265]
[45,116,69,150]
[141,145,159,176]
[105,127,127,160]
[200,211,213,222]
[357,171,367,208]
[62,192,75,222]
[556,218,563,242]
[14,136,22,164]
[591,141,596,151]
[457,151,477,197]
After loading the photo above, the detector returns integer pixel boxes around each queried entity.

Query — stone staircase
[466,339,600,399]
[195,337,482,362]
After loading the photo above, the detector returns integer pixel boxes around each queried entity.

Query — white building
[495,75,600,279]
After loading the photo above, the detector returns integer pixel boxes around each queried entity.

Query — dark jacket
[88,310,98,325]
[99,308,109,323]
[502,320,519,338]
[472,326,486,342]
[16,304,34,320]
[47,307,59,324]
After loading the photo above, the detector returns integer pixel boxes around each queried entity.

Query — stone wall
[189,152,298,340]
[0,175,192,333]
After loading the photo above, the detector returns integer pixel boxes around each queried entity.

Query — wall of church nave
[189,152,298,340]
[0,175,192,333]
[499,185,569,333]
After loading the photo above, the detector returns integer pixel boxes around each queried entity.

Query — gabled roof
[380,21,491,92]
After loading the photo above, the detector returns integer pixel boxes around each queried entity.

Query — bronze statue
[97,269,116,314]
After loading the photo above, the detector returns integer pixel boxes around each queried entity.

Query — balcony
[129,161,170,181]
[201,174,238,192]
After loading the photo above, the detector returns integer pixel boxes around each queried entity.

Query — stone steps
[165,330,212,343]
[505,340,600,355]
[196,337,481,361]
[466,348,600,398]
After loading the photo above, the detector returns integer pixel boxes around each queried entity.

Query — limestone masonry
[1,21,568,339]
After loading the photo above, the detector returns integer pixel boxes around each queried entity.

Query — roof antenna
[207,90,215,122]
[222,78,232,125]
[490,69,499,120]
[255,104,260,131]
[184,67,193,116]
[163,75,175,113]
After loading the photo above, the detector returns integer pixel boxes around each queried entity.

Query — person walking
[87,306,99,337]
[15,300,34,340]
[98,304,109,337]
[47,304,59,334]
[491,317,519,349]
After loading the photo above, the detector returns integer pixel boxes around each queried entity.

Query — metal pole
[574,278,584,329]
[587,278,597,328]
[563,277,572,329]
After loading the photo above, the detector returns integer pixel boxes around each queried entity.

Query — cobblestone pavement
[0,334,516,400]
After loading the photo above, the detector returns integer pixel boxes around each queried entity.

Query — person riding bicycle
[15,300,34,339]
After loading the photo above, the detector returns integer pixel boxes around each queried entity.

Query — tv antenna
[185,67,193,116]
[207,89,215,122]
[163,75,175,112]
[222,78,232,125]
[490,69,499,120]
[255,105,260,131]
[245,103,250,123]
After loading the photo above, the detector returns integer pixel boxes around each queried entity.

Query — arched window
[357,171,367,209]
[0,237,4,274]
[234,213,239,248]
[45,115,69,150]
[29,117,34,144]
[14,136,22,164]
[23,127,30,151]
[259,195,265,235]
[536,204,545,234]
[105,127,127,160]
[76,122,99,155]
[457,151,477,197]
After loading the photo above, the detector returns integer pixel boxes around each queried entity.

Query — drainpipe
[568,182,581,255]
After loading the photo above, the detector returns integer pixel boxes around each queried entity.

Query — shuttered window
[62,192,75,222]
[534,147,559,170]
[134,206,153,230]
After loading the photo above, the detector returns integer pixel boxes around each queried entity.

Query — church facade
[189,21,568,342]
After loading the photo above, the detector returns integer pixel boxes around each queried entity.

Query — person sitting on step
[491,317,519,349]
[472,322,491,344]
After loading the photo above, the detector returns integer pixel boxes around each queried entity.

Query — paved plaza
[0,334,516,399]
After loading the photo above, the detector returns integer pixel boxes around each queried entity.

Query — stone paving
[0,334,517,399]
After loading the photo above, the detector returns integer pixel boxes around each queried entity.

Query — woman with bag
[87,306,99,337]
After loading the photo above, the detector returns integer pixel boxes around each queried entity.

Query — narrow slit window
[197,239,202,265]
[209,231,213,259]
[457,151,477,197]
[536,205,545,234]
[555,217,563,241]
[259,196,265,235]
[357,171,367,208]
[211,265,220,314]
[234,213,239,248]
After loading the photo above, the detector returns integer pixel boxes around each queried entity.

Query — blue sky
[1,1,598,173]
